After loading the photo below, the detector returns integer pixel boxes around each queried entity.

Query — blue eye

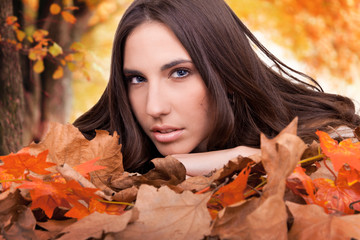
[171,69,189,78]
[128,76,146,84]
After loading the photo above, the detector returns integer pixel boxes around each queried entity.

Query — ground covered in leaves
[1,118,360,239]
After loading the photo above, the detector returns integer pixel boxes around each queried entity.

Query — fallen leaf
[110,156,185,190]
[1,205,37,240]
[115,185,212,240]
[112,186,138,203]
[178,175,214,192]
[211,118,306,240]
[18,178,98,219]
[208,163,251,219]
[58,210,138,240]
[28,123,123,189]
[73,157,106,179]
[316,130,360,171]
[288,165,360,214]
[36,219,77,237]
[287,201,360,239]
[0,150,56,178]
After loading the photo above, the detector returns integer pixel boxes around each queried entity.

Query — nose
[145,81,171,118]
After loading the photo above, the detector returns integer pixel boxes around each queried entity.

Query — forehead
[123,21,191,68]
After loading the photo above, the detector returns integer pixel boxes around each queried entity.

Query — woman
[73,0,360,175]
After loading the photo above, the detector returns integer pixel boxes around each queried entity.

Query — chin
[157,145,192,156]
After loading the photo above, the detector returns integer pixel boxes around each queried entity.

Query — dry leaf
[110,156,185,190]
[36,219,76,237]
[0,187,28,226]
[211,118,306,239]
[58,209,138,240]
[112,186,138,203]
[115,185,212,240]
[210,156,255,185]
[1,205,37,240]
[178,175,214,192]
[28,122,123,189]
[287,201,360,239]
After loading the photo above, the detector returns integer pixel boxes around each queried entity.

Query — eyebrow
[123,59,192,75]
[160,59,192,71]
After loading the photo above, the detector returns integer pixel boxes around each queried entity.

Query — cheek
[128,90,146,121]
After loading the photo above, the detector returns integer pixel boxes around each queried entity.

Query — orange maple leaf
[18,178,98,218]
[287,166,360,214]
[316,130,360,172]
[207,163,251,219]
[73,157,107,179]
[0,167,19,190]
[0,150,56,178]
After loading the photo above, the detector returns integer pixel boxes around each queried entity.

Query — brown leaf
[178,156,256,193]
[58,209,138,239]
[112,186,138,203]
[56,163,112,200]
[0,187,29,230]
[110,156,186,190]
[2,205,37,240]
[178,175,214,192]
[211,118,306,240]
[0,187,28,214]
[260,118,306,196]
[287,201,360,239]
[28,122,123,188]
[115,185,212,240]
[211,156,255,184]
[36,219,76,236]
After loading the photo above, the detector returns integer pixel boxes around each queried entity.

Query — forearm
[171,146,260,176]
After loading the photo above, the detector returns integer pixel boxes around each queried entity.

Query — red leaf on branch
[61,11,77,24]
[316,130,360,171]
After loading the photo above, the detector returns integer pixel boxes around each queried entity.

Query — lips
[150,126,184,143]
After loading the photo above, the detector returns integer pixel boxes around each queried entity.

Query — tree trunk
[0,0,25,154]
[0,1,93,154]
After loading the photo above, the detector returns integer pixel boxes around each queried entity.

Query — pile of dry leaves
[1,118,360,239]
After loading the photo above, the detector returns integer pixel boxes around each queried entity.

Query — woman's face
[123,21,211,156]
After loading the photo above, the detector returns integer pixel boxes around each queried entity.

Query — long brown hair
[74,0,360,172]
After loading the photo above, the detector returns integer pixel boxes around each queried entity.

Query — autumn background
[1,0,360,155]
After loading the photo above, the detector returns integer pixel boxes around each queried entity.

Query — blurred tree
[226,0,360,82]
[0,0,24,154]
[0,0,129,155]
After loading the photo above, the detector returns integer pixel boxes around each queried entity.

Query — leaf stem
[244,179,267,198]
[98,199,134,206]
[323,159,337,182]
[298,153,325,165]
[0,178,25,183]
